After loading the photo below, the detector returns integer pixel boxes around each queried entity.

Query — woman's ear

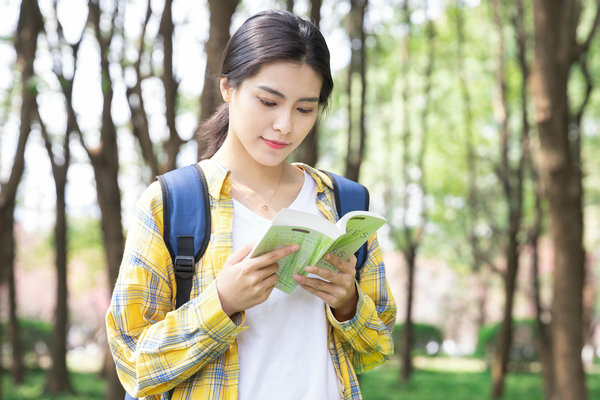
[220,77,232,103]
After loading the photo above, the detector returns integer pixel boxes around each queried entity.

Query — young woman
[106,9,396,400]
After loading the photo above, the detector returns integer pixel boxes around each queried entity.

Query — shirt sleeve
[326,233,397,373]
[105,182,246,397]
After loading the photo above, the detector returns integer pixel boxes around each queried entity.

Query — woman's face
[221,61,323,167]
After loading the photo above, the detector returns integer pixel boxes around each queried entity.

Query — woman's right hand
[216,244,299,317]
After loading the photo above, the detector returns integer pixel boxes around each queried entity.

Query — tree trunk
[527,156,554,397]
[394,0,433,383]
[45,177,72,394]
[87,1,126,398]
[531,221,554,398]
[88,0,124,318]
[0,0,44,385]
[0,305,2,397]
[94,121,126,400]
[344,0,367,181]
[197,0,239,159]
[403,0,433,381]
[37,102,73,393]
[286,0,294,13]
[310,0,322,26]
[512,0,555,396]
[294,0,322,166]
[527,176,554,396]
[490,0,526,396]
[543,94,587,400]
[456,0,489,333]
[396,0,413,381]
[531,1,592,399]
[491,235,519,399]
[104,346,125,400]
[6,202,24,384]
[401,246,416,381]
[0,201,20,384]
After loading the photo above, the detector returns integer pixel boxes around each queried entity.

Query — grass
[360,358,600,400]
[2,369,106,400]
[2,360,599,399]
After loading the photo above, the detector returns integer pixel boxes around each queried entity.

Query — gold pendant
[259,204,269,211]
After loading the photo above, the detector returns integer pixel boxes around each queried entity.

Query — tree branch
[574,55,593,129]
[571,1,600,61]
[50,1,86,156]
[126,0,158,176]
[158,0,183,173]
[36,106,58,173]
[571,54,592,165]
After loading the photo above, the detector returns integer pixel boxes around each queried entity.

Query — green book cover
[248,208,387,294]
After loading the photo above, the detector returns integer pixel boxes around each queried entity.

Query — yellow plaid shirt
[106,158,396,399]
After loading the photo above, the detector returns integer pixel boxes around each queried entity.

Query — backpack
[124,163,370,400]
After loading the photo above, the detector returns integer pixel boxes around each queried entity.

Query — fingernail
[290,245,300,251]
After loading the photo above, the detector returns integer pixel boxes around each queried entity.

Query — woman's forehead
[243,61,322,99]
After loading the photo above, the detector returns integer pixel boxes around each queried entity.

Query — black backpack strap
[321,171,370,281]
[157,164,211,309]
[173,236,195,309]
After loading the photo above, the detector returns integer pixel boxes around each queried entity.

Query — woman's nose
[273,109,292,135]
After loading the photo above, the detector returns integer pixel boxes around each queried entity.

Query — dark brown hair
[197,9,333,159]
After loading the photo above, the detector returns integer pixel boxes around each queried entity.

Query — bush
[392,322,444,356]
[1,318,52,369]
[475,319,539,370]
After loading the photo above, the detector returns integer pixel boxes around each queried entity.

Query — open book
[248,208,387,294]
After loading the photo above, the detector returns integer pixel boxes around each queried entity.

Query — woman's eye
[259,98,276,107]
[297,107,314,114]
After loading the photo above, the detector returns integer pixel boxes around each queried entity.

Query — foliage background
[1,0,600,398]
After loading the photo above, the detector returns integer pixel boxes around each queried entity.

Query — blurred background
[1,0,599,399]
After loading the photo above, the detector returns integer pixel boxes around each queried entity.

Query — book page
[249,225,335,294]
[314,213,386,271]
[270,208,342,238]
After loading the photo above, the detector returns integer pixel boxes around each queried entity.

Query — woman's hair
[197,9,333,159]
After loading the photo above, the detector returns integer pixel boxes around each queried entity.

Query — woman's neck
[212,139,305,218]
[212,141,288,191]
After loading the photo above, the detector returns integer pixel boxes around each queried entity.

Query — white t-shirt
[233,171,341,400]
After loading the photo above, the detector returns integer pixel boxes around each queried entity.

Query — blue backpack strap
[157,164,211,309]
[125,165,210,400]
[321,171,370,281]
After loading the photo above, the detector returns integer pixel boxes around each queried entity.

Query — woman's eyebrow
[257,85,319,102]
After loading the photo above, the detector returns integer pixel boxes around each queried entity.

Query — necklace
[231,166,285,212]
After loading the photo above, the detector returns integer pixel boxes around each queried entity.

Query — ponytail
[197,103,229,160]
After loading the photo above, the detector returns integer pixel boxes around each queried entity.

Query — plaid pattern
[106,158,396,399]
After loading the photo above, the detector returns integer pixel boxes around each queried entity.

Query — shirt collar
[199,158,231,200]
[293,162,334,193]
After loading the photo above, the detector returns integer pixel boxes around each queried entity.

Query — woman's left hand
[293,253,358,322]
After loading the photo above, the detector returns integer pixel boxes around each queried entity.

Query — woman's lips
[262,138,288,149]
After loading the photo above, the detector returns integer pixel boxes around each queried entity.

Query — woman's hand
[293,253,358,322]
[216,244,299,317]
